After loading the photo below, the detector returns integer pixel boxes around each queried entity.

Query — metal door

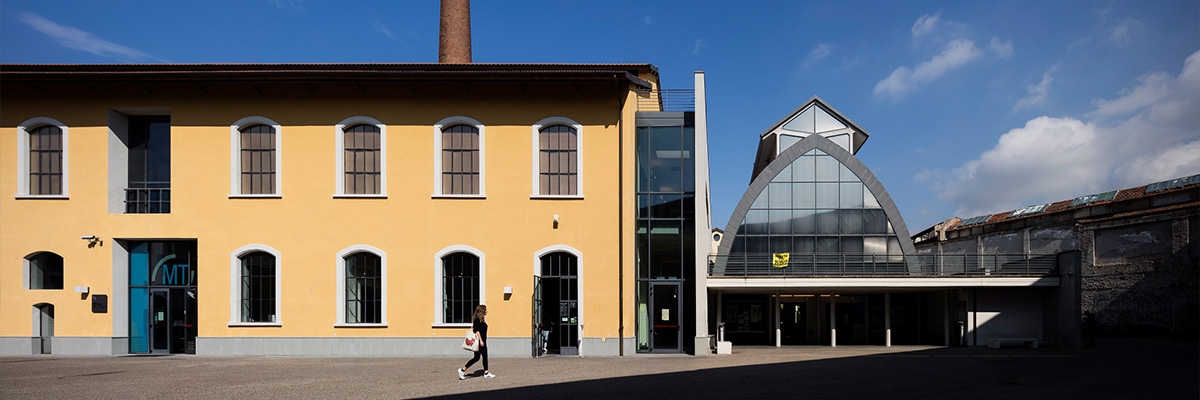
[36,304,53,354]
[532,276,543,357]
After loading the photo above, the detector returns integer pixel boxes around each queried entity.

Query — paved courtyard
[2,338,1196,399]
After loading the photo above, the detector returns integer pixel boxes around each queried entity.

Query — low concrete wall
[0,337,36,355]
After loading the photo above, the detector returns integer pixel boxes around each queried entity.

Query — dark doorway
[536,252,578,356]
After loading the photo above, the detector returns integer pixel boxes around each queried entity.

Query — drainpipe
[615,75,626,356]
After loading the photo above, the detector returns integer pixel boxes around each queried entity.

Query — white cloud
[989,37,1013,59]
[803,43,833,67]
[374,21,397,40]
[19,13,162,62]
[925,50,1200,217]
[643,15,654,26]
[1013,64,1058,112]
[1108,17,1142,45]
[911,12,967,42]
[269,0,305,13]
[692,39,703,56]
[874,39,982,101]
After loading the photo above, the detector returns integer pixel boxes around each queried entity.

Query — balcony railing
[709,253,1058,277]
[637,89,695,112]
[125,181,170,214]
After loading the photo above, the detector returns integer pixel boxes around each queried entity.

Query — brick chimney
[439,0,471,63]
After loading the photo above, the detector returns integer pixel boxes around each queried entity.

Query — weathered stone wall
[1081,212,1199,339]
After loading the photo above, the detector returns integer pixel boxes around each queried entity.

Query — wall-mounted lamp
[503,286,513,301]
[553,215,559,229]
[81,235,102,247]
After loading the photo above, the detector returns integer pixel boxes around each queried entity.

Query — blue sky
[3,0,1198,232]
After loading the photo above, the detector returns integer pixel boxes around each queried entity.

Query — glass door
[649,283,681,352]
[150,289,170,353]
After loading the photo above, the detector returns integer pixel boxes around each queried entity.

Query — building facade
[1,64,711,356]
[711,97,1075,348]
[914,175,1200,340]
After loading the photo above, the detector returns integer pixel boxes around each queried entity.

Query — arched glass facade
[731,148,901,256]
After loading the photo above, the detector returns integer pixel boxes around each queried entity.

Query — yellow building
[0,64,712,356]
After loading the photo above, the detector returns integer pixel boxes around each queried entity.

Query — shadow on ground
[422,339,1198,400]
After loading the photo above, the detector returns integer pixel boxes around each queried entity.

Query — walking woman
[458,305,495,379]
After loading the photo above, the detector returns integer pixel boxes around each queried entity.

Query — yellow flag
[772,252,790,268]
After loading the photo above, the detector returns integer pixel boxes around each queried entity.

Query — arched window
[442,252,480,324]
[434,117,485,197]
[230,116,282,196]
[533,117,583,197]
[230,245,282,325]
[344,125,382,194]
[239,251,277,323]
[17,117,69,197]
[442,125,480,195]
[345,252,382,324]
[336,245,387,326]
[335,117,386,196]
[26,252,63,290]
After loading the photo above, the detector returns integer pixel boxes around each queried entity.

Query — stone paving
[1,339,1195,399]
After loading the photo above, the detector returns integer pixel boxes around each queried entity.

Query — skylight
[1145,174,1200,194]
[1009,204,1049,218]
[957,215,991,227]
[1069,190,1117,207]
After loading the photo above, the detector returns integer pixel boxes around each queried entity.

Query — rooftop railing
[709,253,1058,277]
[637,89,695,112]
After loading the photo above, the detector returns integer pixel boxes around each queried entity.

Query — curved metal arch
[715,134,917,271]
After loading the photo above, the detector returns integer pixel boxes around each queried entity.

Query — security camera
[81,235,96,240]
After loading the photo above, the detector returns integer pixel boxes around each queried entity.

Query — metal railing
[125,181,170,214]
[709,253,1058,277]
[637,89,695,112]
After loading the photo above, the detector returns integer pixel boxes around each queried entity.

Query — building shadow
[420,339,1197,400]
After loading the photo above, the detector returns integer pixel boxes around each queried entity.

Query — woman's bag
[462,331,479,352]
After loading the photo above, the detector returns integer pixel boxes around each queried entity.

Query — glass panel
[129,287,149,353]
[683,126,695,193]
[815,183,838,208]
[814,210,838,234]
[840,237,863,253]
[770,236,791,254]
[769,210,791,235]
[751,187,768,209]
[778,134,803,154]
[783,106,815,133]
[792,236,815,253]
[792,209,815,234]
[745,236,769,253]
[774,163,793,183]
[769,183,791,209]
[829,134,851,152]
[648,126,683,192]
[636,127,649,192]
[864,237,887,254]
[730,235,746,253]
[649,220,682,278]
[816,236,839,253]
[792,156,816,181]
[793,182,815,208]
[839,162,858,182]
[814,107,847,132]
[887,237,902,254]
[744,210,768,235]
[840,183,863,208]
[864,187,881,208]
[864,209,888,234]
[840,209,863,234]
[815,156,839,181]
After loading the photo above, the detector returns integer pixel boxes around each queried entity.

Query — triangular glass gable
[783,106,815,133]
[814,106,846,132]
